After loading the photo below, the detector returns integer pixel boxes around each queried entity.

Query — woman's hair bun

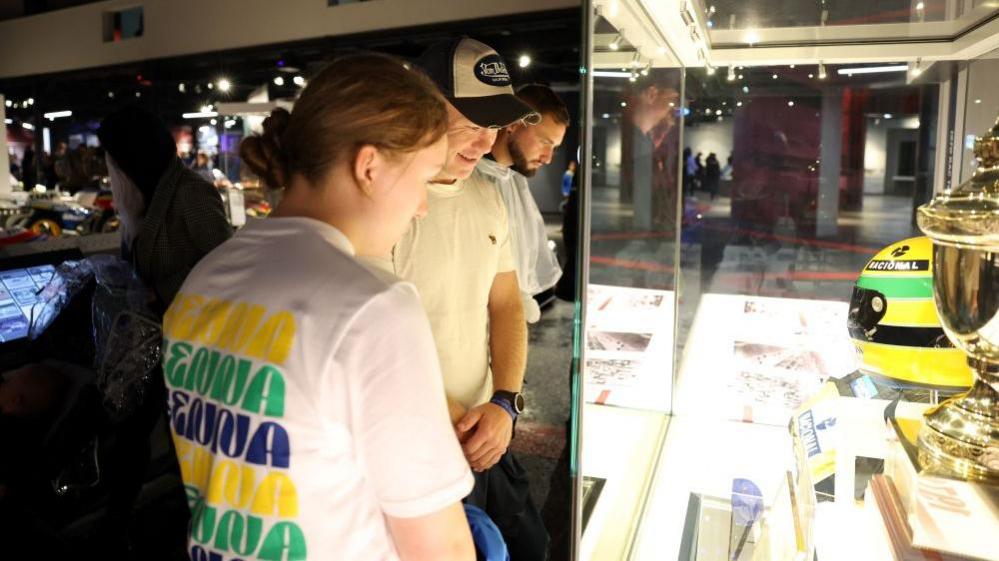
[239,108,292,189]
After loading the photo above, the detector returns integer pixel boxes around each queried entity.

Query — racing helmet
[848,236,972,390]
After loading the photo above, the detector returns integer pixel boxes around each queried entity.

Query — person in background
[480,84,568,323]
[722,153,733,182]
[190,151,214,183]
[682,147,693,195]
[561,160,576,199]
[166,53,475,561]
[382,37,549,561]
[705,152,721,200]
[695,150,705,191]
[98,105,231,315]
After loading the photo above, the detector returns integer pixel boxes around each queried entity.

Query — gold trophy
[915,115,999,483]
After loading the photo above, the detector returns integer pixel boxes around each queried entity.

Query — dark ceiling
[1,8,582,134]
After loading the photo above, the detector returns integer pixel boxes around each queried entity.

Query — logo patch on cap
[474,54,511,86]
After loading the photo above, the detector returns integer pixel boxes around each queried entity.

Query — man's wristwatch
[490,390,525,421]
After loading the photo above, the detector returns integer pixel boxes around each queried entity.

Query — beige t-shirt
[391,168,516,409]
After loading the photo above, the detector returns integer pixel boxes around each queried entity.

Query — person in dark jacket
[98,106,232,314]
[705,152,721,200]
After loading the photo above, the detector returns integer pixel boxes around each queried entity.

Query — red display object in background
[841,88,868,212]
[730,96,822,237]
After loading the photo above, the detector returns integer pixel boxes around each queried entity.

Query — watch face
[514,393,525,413]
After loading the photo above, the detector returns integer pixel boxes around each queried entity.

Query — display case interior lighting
[44,110,72,120]
[184,111,218,119]
[22,122,34,130]
[3,99,10,108]
[608,33,623,51]
[743,29,760,45]
[518,54,531,68]
[273,76,285,86]
[593,70,633,78]
[217,78,232,93]
[293,76,306,87]
[3,119,11,125]
[837,65,908,76]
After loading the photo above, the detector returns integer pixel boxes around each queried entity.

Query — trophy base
[917,363,999,484]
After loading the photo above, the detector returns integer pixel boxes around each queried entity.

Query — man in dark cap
[372,37,549,561]
[98,105,231,314]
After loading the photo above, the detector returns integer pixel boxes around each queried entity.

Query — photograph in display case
[585,358,643,389]
[587,330,654,353]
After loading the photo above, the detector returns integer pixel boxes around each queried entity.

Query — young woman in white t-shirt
[162,54,475,561]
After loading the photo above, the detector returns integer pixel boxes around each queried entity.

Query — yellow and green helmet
[848,236,973,390]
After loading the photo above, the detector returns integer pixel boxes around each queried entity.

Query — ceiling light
[274,76,285,86]
[217,78,231,92]
[736,101,743,107]
[772,73,778,79]
[789,64,795,69]
[135,91,141,98]
[602,113,610,118]
[210,118,218,125]
[808,73,814,79]
[44,110,72,120]
[207,82,214,90]
[608,33,622,51]
[884,113,893,119]
[22,122,34,130]
[200,105,212,113]
[3,99,10,108]
[3,118,10,124]
[975,99,982,104]
[108,91,115,98]
[518,54,531,68]
[742,86,749,93]
[620,101,627,107]
[293,76,305,86]
[26,98,33,105]
[738,74,744,79]
[592,71,632,78]
[183,111,219,119]
[715,109,722,115]
[179,82,186,93]
[787,101,794,107]
[916,1,925,9]
[837,65,908,76]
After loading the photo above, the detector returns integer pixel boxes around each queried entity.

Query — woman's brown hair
[241,53,447,190]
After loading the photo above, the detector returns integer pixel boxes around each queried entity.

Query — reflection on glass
[675,62,940,425]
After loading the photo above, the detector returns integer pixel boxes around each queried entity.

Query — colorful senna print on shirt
[162,292,305,561]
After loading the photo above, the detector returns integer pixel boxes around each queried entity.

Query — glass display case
[571,1,999,560]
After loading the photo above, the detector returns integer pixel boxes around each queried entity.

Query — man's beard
[509,141,538,177]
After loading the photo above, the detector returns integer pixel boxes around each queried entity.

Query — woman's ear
[353,145,380,196]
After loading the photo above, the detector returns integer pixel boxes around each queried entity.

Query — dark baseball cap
[418,37,542,129]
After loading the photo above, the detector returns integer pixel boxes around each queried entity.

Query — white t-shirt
[477,158,563,323]
[390,169,516,410]
[162,217,473,561]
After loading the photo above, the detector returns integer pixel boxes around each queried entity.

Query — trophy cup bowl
[915,117,999,483]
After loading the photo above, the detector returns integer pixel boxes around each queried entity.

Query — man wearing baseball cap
[382,37,548,560]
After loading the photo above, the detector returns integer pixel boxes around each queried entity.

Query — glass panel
[630,59,951,560]
[576,8,683,559]
[958,49,999,183]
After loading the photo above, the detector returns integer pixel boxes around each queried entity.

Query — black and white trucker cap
[418,37,542,129]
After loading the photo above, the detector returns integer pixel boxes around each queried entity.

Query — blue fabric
[464,504,510,561]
